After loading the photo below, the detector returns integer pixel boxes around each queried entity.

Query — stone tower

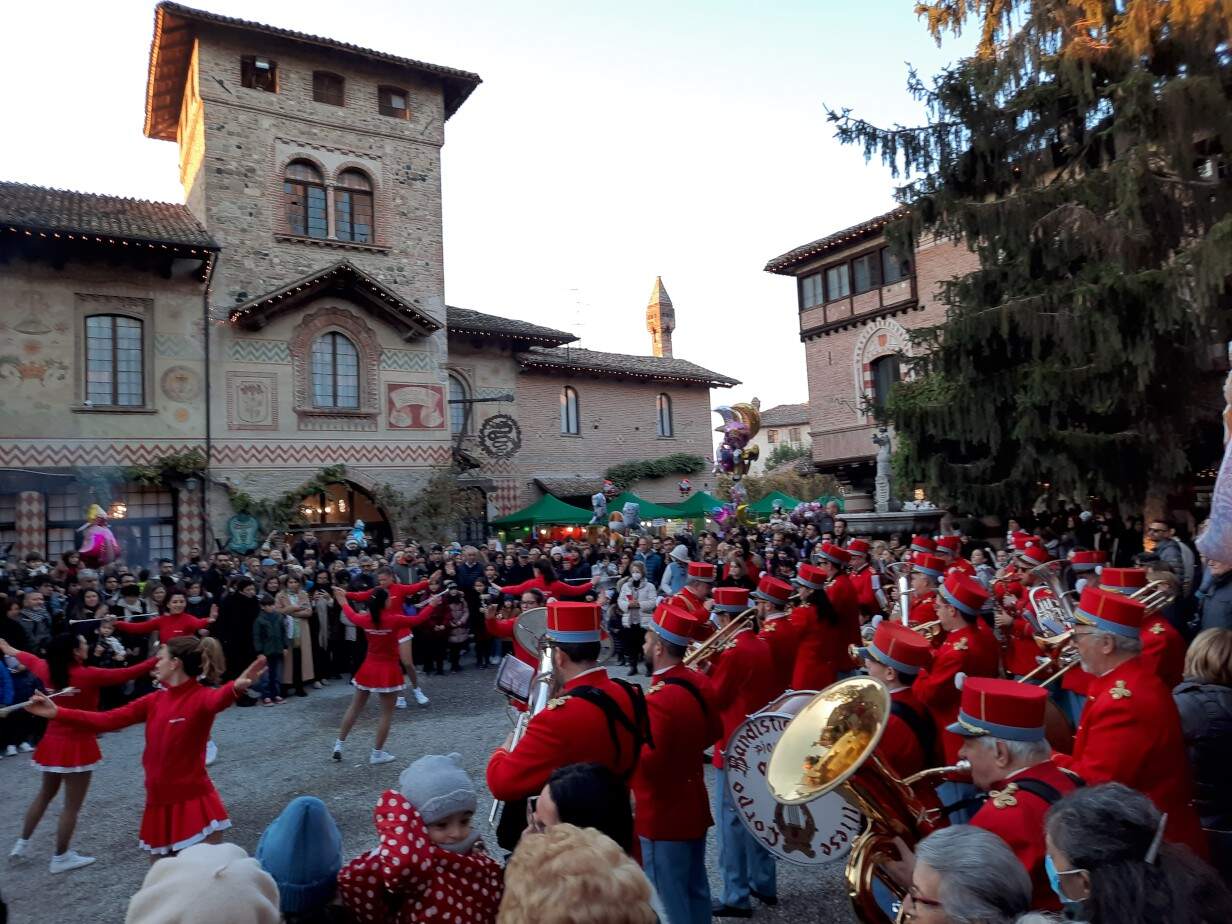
[646,276,675,358]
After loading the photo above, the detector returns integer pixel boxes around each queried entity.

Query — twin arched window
[560,386,579,435]
[311,332,360,409]
[656,393,673,437]
[283,161,374,243]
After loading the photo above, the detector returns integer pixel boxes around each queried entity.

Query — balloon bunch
[78,504,121,568]
[789,501,823,529]
[712,403,762,481]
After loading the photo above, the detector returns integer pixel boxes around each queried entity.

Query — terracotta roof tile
[446,306,578,346]
[518,346,739,388]
[147,3,481,139]
[764,207,907,274]
[0,181,217,249]
[759,402,810,426]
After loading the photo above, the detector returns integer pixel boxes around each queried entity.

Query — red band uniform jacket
[708,628,778,770]
[632,664,724,842]
[913,623,1002,763]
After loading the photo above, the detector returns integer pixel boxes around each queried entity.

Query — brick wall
[791,231,979,473]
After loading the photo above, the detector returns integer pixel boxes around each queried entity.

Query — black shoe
[712,904,753,919]
[751,890,778,907]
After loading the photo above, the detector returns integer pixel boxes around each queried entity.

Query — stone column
[176,480,205,562]
[14,491,46,560]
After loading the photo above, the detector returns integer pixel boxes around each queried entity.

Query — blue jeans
[715,767,776,908]
[640,837,710,924]
[259,654,283,699]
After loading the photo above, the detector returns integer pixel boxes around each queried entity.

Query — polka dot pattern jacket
[338,789,504,923]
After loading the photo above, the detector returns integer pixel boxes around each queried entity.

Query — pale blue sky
[0,1,967,410]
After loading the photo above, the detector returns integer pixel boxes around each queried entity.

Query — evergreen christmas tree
[833,0,1232,512]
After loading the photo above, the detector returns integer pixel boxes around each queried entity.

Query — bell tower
[646,276,675,358]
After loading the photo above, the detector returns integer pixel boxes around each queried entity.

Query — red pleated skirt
[353,657,405,693]
[138,789,231,855]
[33,730,102,774]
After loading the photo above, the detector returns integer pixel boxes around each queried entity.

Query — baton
[0,687,81,718]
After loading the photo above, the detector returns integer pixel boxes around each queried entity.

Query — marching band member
[846,539,884,620]
[670,561,717,618]
[486,602,648,834]
[998,543,1055,678]
[707,584,778,918]
[790,552,858,691]
[910,535,937,555]
[1068,549,1106,594]
[1100,567,1187,689]
[1059,586,1207,856]
[934,535,962,563]
[751,576,799,697]
[950,678,1083,910]
[907,553,946,630]
[913,572,1000,765]
[633,603,723,924]
[855,622,936,778]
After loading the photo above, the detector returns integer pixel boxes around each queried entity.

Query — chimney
[646,276,675,358]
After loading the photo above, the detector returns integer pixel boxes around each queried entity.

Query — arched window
[284,160,327,239]
[335,169,374,243]
[560,386,579,435]
[448,373,469,435]
[656,393,673,437]
[870,354,902,411]
[85,314,144,406]
[311,332,360,409]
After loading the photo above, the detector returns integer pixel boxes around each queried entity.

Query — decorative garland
[227,464,349,530]
[123,448,208,486]
[604,453,706,490]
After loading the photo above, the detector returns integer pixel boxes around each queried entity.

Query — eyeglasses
[905,886,943,910]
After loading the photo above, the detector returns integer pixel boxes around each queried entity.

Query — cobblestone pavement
[0,663,856,923]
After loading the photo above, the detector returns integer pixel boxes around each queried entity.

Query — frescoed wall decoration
[227,371,279,431]
[386,383,446,430]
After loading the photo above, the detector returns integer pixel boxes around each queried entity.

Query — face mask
[187,595,203,603]
[1044,853,1087,914]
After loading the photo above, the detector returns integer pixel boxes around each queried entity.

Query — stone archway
[295,479,390,547]
[852,318,912,424]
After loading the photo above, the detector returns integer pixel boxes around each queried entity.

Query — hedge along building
[0,3,734,563]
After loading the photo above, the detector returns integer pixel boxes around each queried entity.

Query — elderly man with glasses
[1056,586,1208,857]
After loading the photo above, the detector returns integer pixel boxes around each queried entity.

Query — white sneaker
[369,749,396,766]
[3,745,15,757]
[395,695,408,709]
[332,739,344,761]
[49,850,95,874]
[10,838,29,860]
[205,740,217,767]
[18,742,34,753]
[413,687,429,706]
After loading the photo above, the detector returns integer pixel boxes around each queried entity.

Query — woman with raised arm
[5,634,156,873]
[331,586,441,765]
[113,589,214,643]
[24,636,265,861]
[492,559,595,600]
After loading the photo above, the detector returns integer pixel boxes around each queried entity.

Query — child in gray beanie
[338,753,503,923]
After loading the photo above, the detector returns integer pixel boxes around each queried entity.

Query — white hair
[969,734,1052,767]
[915,826,1031,924]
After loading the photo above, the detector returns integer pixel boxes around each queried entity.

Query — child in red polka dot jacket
[338,752,504,923]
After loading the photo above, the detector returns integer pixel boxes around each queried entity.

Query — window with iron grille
[312,333,361,409]
[85,315,144,406]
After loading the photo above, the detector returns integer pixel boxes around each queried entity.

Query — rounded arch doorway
[295,481,389,549]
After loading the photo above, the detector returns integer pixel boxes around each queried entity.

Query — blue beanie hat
[255,796,342,914]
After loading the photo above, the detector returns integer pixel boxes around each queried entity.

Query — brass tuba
[767,677,967,924]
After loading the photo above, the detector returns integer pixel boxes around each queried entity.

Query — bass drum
[723,690,866,866]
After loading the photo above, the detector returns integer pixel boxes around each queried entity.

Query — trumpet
[682,605,756,668]
[1129,579,1177,613]
[910,619,944,639]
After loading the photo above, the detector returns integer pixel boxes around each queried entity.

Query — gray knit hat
[398,752,476,824]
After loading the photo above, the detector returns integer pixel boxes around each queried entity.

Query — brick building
[0,3,732,564]
[764,209,978,492]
